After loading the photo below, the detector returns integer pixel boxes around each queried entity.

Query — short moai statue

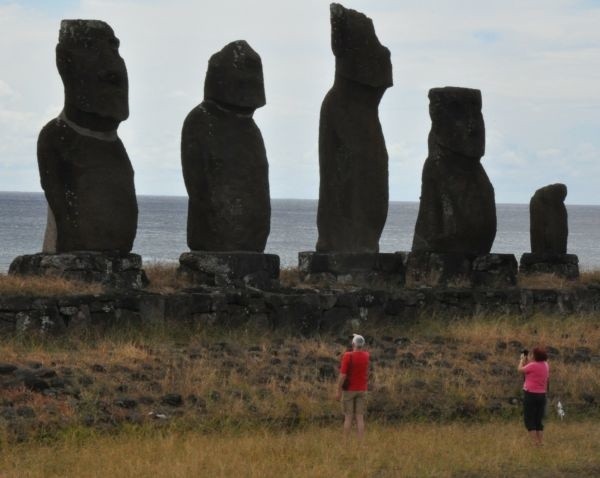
[179,41,279,288]
[299,3,405,287]
[9,20,147,289]
[407,87,516,287]
[520,184,579,278]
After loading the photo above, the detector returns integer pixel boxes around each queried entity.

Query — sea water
[1,192,599,272]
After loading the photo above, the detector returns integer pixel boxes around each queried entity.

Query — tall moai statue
[407,87,516,287]
[299,3,404,287]
[316,3,393,253]
[9,20,146,289]
[520,183,579,278]
[179,41,279,288]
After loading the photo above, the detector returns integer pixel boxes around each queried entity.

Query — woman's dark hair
[533,347,548,361]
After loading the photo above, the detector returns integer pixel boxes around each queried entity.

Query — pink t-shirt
[522,361,549,393]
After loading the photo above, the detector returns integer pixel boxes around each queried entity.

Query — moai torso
[181,41,270,252]
[40,20,137,253]
[530,184,568,254]
[316,3,393,253]
[412,87,496,255]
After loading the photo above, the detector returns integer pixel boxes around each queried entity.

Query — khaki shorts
[341,391,367,415]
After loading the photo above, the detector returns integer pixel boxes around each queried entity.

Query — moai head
[56,20,129,127]
[204,40,266,111]
[330,3,393,88]
[534,183,567,205]
[429,87,485,160]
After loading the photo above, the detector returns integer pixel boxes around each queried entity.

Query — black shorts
[523,391,546,431]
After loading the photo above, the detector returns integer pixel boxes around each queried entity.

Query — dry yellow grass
[517,273,571,289]
[279,266,301,288]
[0,274,103,296]
[1,421,599,477]
[1,313,599,438]
[144,262,191,293]
[580,269,600,285]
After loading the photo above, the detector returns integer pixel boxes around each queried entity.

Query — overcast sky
[1,0,600,204]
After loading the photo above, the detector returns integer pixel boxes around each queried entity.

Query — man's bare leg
[343,414,353,436]
[355,414,365,439]
[536,431,543,445]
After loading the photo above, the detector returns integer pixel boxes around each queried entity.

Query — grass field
[1,421,599,477]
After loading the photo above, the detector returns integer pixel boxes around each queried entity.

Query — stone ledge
[519,253,579,279]
[406,252,517,288]
[178,251,280,289]
[1,284,600,337]
[8,252,148,290]
[298,251,406,287]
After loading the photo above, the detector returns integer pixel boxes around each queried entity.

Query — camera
[521,348,529,356]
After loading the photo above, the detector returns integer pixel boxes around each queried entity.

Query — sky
[1,0,600,204]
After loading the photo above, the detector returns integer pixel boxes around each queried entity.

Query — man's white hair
[352,334,365,348]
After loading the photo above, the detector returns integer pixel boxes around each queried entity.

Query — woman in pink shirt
[518,346,550,446]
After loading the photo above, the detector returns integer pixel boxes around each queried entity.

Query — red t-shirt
[340,351,369,391]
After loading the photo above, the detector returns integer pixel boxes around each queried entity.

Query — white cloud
[1,0,600,203]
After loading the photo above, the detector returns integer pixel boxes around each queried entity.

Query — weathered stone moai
[179,41,279,288]
[520,184,579,278]
[9,20,146,289]
[407,87,516,288]
[300,3,403,287]
[316,2,392,253]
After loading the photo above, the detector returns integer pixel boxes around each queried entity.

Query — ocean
[1,192,599,272]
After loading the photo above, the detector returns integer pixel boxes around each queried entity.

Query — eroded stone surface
[178,251,279,289]
[182,41,270,252]
[39,19,137,253]
[9,252,148,289]
[316,3,392,253]
[519,253,579,279]
[298,251,406,287]
[412,87,496,255]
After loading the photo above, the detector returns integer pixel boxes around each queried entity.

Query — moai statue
[412,87,496,254]
[299,4,403,287]
[9,20,146,289]
[530,184,568,254]
[40,19,137,253]
[315,3,393,253]
[179,41,278,288]
[182,40,270,252]
[407,88,516,288]
[520,183,579,278]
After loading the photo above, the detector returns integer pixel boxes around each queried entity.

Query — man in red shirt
[335,333,370,438]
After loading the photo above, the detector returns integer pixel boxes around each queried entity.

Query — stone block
[9,252,148,290]
[298,251,406,287]
[406,252,517,288]
[519,253,579,279]
[178,251,280,289]
[405,252,473,287]
[472,254,518,288]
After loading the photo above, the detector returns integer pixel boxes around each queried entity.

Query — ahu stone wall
[2,286,600,337]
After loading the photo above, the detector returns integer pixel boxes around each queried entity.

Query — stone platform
[519,253,579,279]
[9,252,148,290]
[298,252,407,287]
[178,251,280,289]
[406,252,517,288]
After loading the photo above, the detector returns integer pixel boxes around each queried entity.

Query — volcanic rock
[412,87,496,254]
[530,183,568,254]
[38,19,137,253]
[182,40,270,252]
[316,3,393,252]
